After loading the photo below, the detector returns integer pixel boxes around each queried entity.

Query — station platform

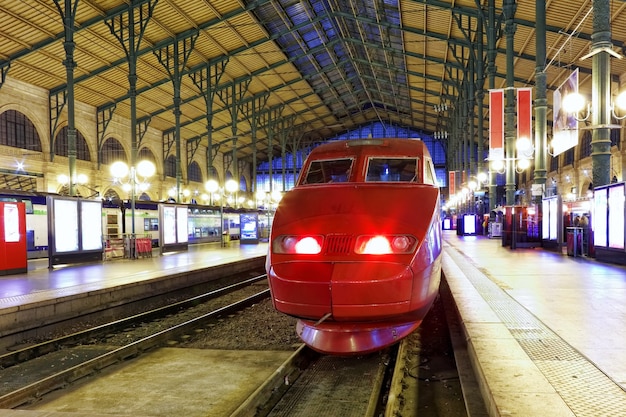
[0,242,268,348]
[443,231,626,417]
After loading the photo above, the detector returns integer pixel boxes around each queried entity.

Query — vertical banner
[489,89,505,161]
[552,69,579,156]
[517,87,533,157]
[449,171,456,196]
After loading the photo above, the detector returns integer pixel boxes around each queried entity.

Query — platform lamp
[110,160,156,244]
[205,178,239,247]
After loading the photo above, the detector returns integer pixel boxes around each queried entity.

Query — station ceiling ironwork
[1,1,625,164]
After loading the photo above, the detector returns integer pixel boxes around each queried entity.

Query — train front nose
[268,260,414,321]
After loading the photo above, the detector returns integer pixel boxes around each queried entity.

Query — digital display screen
[54,199,79,253]
[176,207,188,243]
[4,203,20,243]
[162,206,176,245]
[594,188,608,247]
[81,200,103,251]
[464,214,476,235]
[240,213,258,240]
[608,185,625,249]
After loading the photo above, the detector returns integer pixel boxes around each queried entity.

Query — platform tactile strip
[445,244,626,417]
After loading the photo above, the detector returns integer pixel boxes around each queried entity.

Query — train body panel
[266,138,442,355]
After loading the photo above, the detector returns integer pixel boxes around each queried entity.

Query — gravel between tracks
[183,298,302,351]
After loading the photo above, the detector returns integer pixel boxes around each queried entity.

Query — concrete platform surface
[443,232,626,417]
[21,348,293,417]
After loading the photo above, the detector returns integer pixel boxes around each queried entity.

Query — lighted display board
[594,188,608,248]
[53,199,79,253]
[159,203,189,253]
[541,196,560,243]
[177,207,188,243]
[463,214,476,235]
[81,200,103,251]
[608,185,625,249]
[240,213,259,244]
[47,196,104,268]
[162,205,176,245]
[4,203,19,243]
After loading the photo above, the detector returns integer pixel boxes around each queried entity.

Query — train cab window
[424,157,437,185]
[303,158,353,184]
[365,158,419,182]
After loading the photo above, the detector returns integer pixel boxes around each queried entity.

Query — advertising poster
[4,203,19,243]
[162,206,176,245]
[552,69,579,156]
[54,199,79,253]
[81,200,103,251]
[594,188,608,248]
[608,185,625,249]
[176,206,188,243]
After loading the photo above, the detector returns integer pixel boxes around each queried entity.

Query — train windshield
[365,157,419,182]
[303,158,353,184]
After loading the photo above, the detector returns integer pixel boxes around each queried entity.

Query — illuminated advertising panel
[162,205,176,245]
[176,206,188,243]
[608,185,625,249]
[4,203,19,243]
[81,200,103,251]
[594,188,608,248]
[464,214,476,235]
[54,199,79,253]
[240,213,259,242]
[549,198,558,240]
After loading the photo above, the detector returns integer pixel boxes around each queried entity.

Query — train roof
[308,138,429,159]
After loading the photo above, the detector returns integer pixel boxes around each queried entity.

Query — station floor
[1,235,625,416]
[444,231,626,416]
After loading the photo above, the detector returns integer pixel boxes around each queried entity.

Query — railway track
[0,274,269,409]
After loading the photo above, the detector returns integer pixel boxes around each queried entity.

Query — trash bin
[222,232,230,247]
[566,227,582,257]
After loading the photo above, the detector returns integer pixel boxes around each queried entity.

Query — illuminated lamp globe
[136,160,156,178]
[491,159,505,172]
[271,190,283,203]
[562,92,586,114]
[110,161,129,179]
[477,172,488,183]
[516,136,532,152]
[205,179,219,193]
[225,179,238,193]
[57,174,69,185]
[615,91,626,111]
[517,158,531,170]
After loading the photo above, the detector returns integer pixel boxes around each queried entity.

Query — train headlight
[273,235,323,254]
[355,235,417,255]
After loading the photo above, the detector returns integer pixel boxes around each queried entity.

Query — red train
[266,138,443,355]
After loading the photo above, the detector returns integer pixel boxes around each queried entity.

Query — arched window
[101,138,127,165]
[165,155,177,178]
[0,110,42,151]
[550,154,559,172]
[580,131,592,158]
[138,147,156,164]
[188,161,202,183]
[54,126,91,161]
[564,147,575,166]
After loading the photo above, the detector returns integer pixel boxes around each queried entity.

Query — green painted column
[533,0,548,200]
[504,0,517,206]
[591,0,613,187]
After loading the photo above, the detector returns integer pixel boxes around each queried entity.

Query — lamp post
[110,160,155,256]
[205,178,239,247]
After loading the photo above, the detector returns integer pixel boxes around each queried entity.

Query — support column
[155,34,199,202]
[591,0,613,187]
[486,0,499,210]
[533,0,548,201]
[106,1,157,235]
[504,0,517,206]
[54,0,79,196]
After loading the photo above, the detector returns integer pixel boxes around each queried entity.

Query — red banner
[517,87,533,155]
[489,89,504,161]
[449,171,456,196]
